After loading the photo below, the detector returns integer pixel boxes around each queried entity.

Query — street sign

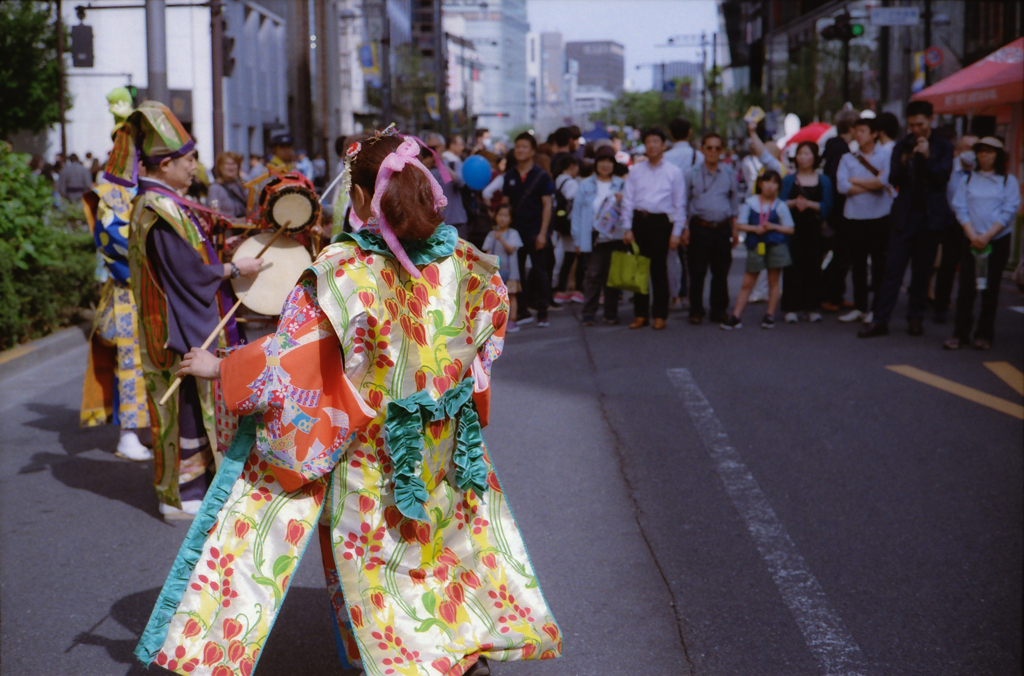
[924,47,944,68]
[425,93,440,121]
[869,7,920,26]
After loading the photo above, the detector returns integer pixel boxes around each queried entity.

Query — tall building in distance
[445,0,529,138]
[565,41,625,95]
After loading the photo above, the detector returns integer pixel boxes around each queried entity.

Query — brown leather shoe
[820,302,840,312]
[629,317,649,329]
[652,318,667,330]
[857,322,889,338]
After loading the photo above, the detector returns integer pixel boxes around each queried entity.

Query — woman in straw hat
[134,128,561,676]
[944,136,1020,350]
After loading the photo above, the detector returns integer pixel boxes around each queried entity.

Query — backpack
[552,177,573,235]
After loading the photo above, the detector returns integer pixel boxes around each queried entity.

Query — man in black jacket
[820,109,860,311]
[860,101,954,338]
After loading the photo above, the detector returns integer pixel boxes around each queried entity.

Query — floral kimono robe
[136,225,562,676]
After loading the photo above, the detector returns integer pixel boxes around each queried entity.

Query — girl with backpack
[721,170,795,330]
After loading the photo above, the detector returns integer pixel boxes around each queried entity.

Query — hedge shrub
[0,145,99,349]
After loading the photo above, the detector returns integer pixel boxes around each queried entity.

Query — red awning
[912,38,1023,115]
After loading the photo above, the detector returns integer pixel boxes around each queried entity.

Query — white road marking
[668,368,869,676]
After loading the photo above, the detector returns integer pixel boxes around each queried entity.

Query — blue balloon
[462,155,493,191]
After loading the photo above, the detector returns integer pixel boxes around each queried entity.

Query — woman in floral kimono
[134,130,562,676]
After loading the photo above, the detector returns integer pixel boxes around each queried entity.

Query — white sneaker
[838,309,864,323]
[784,312,798,324]
[159,500,202,520]
[116,430,153,461]
[862,311,873,324]
[809,312,823,323]
[505,320,520,333]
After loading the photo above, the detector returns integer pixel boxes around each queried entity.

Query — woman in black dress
[780,141,833,323]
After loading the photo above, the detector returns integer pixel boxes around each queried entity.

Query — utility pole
[314,0,330,168]
[923,0,932,86]
[145,0,169,104]
[433,0,449,137]
[700,32,707,133]
[710,32,717,131]
[210,0,224,156]
[842,33,850,103]
[56,0,66,157]
[381,1,392,125]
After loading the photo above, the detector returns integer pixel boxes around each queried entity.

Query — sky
[526,0,722,91]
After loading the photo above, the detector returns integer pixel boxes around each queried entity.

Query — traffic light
[71,24,94,67]
[127,85,139,106]
[821,13,863,41]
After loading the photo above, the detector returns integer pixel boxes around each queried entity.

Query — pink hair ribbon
[370,139,448,278]
[403,134,452,184]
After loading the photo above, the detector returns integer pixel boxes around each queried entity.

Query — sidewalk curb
[0,323,90,382]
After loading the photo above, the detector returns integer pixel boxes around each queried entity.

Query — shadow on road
[68,586,359,676]
[18,403,163,521]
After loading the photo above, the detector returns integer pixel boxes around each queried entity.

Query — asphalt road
[2,263,1021,676]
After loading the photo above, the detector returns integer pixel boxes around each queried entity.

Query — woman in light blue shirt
[945,137,1021,350]
[571,147,627,325]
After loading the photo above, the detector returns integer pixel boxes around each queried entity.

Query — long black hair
[974,140,1008,175]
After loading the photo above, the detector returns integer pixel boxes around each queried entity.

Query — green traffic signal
[850,23,864,37]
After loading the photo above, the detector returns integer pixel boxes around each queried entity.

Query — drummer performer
[105,101,262,519]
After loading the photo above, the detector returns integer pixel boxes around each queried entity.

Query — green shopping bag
[606,242,650,295]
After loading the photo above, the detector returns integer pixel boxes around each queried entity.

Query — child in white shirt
[482,204,524,332]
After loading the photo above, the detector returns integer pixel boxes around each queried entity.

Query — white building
[443,13,484,131]
[50,1,228,165]
[444,0,529,138]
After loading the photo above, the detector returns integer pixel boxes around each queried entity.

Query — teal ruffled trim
[453,404,488,495]
[134,416,256,666]
[384,392,434,522]
[339,223,458,265]
[383,378,489,521]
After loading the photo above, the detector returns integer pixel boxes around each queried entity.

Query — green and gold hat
[104,100,194,186]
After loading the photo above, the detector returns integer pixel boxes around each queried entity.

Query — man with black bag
[836,117,893,325]
[503,132,555,327]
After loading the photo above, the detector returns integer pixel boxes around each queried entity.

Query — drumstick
[157,292,248,406]
[158,223,289,407]
[255,221,291,258]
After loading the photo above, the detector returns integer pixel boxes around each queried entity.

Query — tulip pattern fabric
[136,225,562,676]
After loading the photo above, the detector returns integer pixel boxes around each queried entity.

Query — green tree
[593,90,698,133]
[0,1,68,139]
[0,145,96,348]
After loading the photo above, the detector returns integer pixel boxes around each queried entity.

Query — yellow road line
[0,344,35,365]
[886,365,1024,420]
[984,361,1024,397]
